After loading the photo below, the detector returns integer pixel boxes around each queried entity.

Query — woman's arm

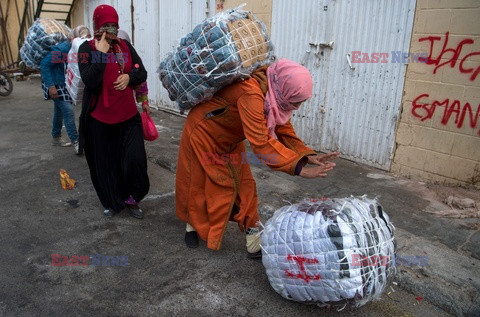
[275,121,317,156]
[237,91,310,175]
[237,88,337,177]
[78,41,107,89]
[39,51,54,88]
[124,41,147,86]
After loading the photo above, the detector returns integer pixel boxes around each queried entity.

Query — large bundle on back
[158,8,275,111]
[261,196,396,309]
[20,18,70,69]
[66,37,90,105]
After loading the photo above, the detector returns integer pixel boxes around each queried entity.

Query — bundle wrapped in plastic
[158,7,275,111]
[20,18,70,69]
[66,37,90,105]
[261,196,396,309]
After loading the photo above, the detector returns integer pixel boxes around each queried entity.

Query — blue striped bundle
[20,18,70,69]
[158,8,275,111]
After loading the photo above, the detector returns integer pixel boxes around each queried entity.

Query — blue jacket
[40,40,71,87]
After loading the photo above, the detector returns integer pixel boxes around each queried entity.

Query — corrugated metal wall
[132,0,160,105]
[271,0,416,170]
[84,0,133,37]
[82,0,216,112]
[156,0,216,111]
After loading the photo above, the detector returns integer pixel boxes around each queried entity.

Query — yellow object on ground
[59,169,75,190]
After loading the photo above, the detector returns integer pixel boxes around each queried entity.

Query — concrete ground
[0,79,478,316]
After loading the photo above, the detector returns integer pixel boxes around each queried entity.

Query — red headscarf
[93,4,119,31]
[88,4,132,118]
[264,59,313,138]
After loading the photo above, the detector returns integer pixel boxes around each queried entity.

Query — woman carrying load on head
[176,58,340,258]
[39,27,79,153]
[78,4,149,219]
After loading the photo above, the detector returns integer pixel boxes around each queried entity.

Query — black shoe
[127,204,144,219]
[185,231,199,248]
[104,209,114,217]
[247,250,262,259]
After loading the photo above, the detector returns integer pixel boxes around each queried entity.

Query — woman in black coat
[78,4,149,219]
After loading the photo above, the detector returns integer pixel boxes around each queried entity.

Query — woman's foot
[73,141,82,155]
[185,223,199,248]
[126,204,144,219]
[125,195,144,219]
[185,231,199,248]
[246,227,262,259]
[52,137,71,147]
[247,250,262,259]
[104,209,114,217]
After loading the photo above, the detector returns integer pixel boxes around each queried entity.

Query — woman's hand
[299,162,336,178]
[95,32,110,53]
[142,101,151,115]
[48,86,59,99]
[307,152,340,166]
[113,74,130,90]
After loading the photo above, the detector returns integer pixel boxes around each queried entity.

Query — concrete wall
[214,0,272,34]
[393,0,480,187]
[70,0,84,29]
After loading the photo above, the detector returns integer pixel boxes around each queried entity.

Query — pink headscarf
[264,59,313,138]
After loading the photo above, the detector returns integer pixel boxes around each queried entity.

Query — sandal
[126,204,144,219]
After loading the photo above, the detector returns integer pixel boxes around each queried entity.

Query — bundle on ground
[20,18,70,69]
[158,7,275,111]
[261,196,396,309]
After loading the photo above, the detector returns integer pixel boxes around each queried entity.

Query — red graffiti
[284,254,321,283]
[412,94,480,136]
[419,32,480,81]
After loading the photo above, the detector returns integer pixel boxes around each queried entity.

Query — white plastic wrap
[20,18,71,69]
[261,196,396,309]
[66,37,90,105]
[158,7,275,111]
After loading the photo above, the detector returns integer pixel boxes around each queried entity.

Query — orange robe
[176,76,316,250]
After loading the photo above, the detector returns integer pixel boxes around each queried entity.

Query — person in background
[117,29,150,115]
[69,24,91,40]
[40,30,80,154]
[67,25,92,155]
[176,58,340,258]
[78,4,149,219]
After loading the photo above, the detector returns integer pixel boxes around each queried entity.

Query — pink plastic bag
[141,112,158,141]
